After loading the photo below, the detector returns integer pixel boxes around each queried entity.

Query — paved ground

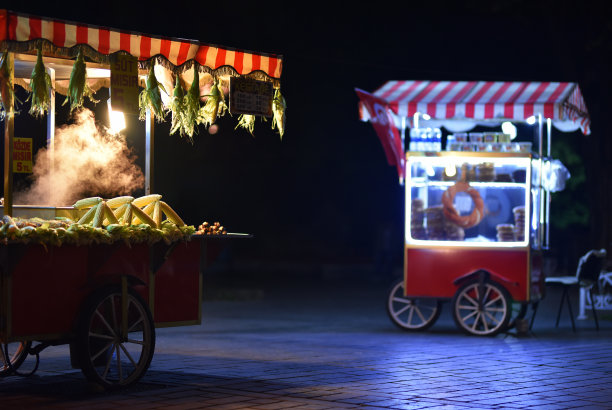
[1,269,612,409]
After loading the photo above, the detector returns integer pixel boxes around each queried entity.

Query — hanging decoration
[27,47,53,118]
[235,114,256,136]
[139,64,167,122]
[271,88,286,140]
[169,75,187,137]
[0,51,20,120]
[63,48,98,114]
[201,79,227,128]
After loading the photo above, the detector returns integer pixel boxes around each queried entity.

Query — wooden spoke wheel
[387,280,441,331]
[76,286,155,388]
[452,279,511,336]
[0,341,31,376]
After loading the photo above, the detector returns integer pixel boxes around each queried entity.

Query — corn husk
[271,88,286,140]
[27,48,53,118]
[182,68,205,139]
[63,49,98,114]
[138,64,167,122]
[201,79,227,127]
[169,75,187,137]
[235,114,256,136]
[0,51,21,120]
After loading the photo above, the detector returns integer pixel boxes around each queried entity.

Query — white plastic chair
[544,248,607,332]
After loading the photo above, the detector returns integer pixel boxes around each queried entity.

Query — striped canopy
[0,9,283,96]
[357,80,590,135]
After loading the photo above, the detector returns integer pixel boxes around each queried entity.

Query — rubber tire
[76,286,155,389]
[452,279,511,336]
[386,279,441,331]
[0,342,31,376]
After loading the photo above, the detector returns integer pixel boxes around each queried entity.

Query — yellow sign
[229,77,273,117]
[110,54,139,115]
[13,137,32,173]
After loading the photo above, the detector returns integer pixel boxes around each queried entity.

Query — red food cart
[0,9,281,387]
[355,80,591,336]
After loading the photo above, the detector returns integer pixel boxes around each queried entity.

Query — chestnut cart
[0,235,247,387]
[355,80,591,336]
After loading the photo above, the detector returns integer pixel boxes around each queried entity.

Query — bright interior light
[444,164,457,177]
[107,99,126,133]
[526,116,536,125]
[501,121,517,140]
[421,113,431,120]
[426,165,436,177]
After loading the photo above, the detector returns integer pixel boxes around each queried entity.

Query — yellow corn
[102,202,119,225]
[73,196,103,210]
[113,203,128,220]
[132,194,162,208]
[92,202,105,227]
[142,202,156,217]
[131,204,157,227]
[121,204,133,225]
[78,205,97,224]
[153,201,162,228]
[106,196,134,208]
[160,201,185,226]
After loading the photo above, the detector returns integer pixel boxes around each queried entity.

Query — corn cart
[356,80,591,336]
[0,9,283,387]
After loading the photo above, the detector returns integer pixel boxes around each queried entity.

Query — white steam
[15,109,144,206]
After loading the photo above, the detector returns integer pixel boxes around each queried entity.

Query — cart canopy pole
[3,52,14,217]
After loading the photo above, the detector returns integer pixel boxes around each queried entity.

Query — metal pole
[537,113,544,249]
[145,108,154,195]
[3,52,14,217]
[545,118,552,249]
[47,67,55,193]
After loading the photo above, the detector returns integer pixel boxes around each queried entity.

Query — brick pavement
[1,273,611,409]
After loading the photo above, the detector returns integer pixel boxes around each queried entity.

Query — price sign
[110,54,139,115]
[229,77,273,117]
[13,137,32,173]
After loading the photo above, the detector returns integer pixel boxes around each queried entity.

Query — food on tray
[196,221,227,235]
[0,195,196,246]
[513,206,525,241]
[496,224,516,242]
[476,162,496,182]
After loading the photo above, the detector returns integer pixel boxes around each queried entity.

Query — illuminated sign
[229,77,273,117]
[13,137,32,173]
[110,54,139,115]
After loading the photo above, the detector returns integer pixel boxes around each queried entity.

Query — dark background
[3,1,612,280]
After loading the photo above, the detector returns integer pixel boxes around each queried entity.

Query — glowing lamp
[501,121,517,140]
[526,116,536,125]
[107,99,126,134]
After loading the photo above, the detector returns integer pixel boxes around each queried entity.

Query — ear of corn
[169,75,187,138]
[160,201,185,226]
[139,64,167,122]
[63,49,98,114]
[131,204,157,227]
[92,202,105,227]
[106,196,134,208]
[235,114,256,136]
[201,80,226,127]
[28,47,53,118]
[113,203,129,220]
[141,201,156,217]
[121,203,133,226]
[133,194,162,208]
[153,201,162,228]
[1,51,20,120]
[74,196,103,210]
[102,202,119,225]
[271,88,286,140]
[77,205,98,224]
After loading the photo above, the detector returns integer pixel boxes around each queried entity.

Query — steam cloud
[15,109,144,206]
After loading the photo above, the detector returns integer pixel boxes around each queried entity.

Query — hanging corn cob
[201,79,227,127]
[63,49,98,114]
[27,47,53,118]
[235,114,256,136]
[138,64,167,122]
[180,66,205,139]
[169,75,187,138]
[0,51,20,120]
[271,88,287,140]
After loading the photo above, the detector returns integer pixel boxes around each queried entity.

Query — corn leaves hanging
[201,79,227,128]
[63,49,98,114]
[27,48,53,118]
[235,114,256,136]
[0,51,20,120]
[169,76,187,137]
[139,64,167,122]
[183,67,205,138]
[271,88,286,140]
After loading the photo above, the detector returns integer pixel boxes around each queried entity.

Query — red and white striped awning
[357,80,590,135]
[0,9,283,82]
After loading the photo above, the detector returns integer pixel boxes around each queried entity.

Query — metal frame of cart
[0,9,280,387]
[355,80,591,336]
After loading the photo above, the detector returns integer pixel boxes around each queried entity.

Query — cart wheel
[76,286,155,389]
[0,341,31,376]
[452,279,511,336]
[387,280,441,331]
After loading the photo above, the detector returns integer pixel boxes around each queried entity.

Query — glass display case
[406,152,532,248]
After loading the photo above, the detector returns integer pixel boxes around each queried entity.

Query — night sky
[4,2,612,275]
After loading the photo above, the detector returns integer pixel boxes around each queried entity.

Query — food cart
[0,9,283,387]
[355,80,591,336]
